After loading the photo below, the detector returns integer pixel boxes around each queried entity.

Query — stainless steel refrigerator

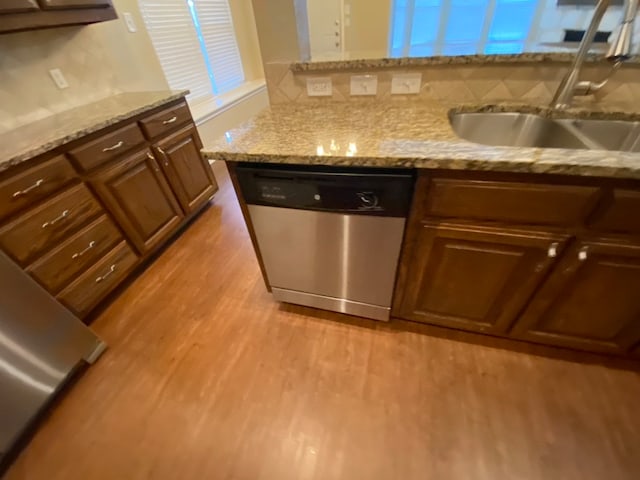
[0,250,106,464]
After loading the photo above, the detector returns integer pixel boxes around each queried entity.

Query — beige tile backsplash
[265,61,640,109]
[0,0,168,135]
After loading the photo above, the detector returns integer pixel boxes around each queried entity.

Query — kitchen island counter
[202,100,640,180]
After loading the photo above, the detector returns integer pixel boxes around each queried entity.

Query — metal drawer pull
[147,153,161,172]
[157,147,169,166]
[547,242,559,258]
[42,209,70,228]
[72,241,96,259]
[95,264,116,283]
[13,179,45,198]
[578,246,589,261]
[162,116,177,125]
[102,140,124,152]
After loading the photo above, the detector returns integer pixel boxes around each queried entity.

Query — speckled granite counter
[292,52,640,72]
[0,90,188,173]
[202,100,640,180]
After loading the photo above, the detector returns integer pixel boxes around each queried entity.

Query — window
[389,0,540,57]
[138,0,245,103]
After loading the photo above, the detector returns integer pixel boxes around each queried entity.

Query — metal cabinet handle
[42,209,70,228]
[72,240,96,260]
[146,152,161,172]
[95,264,116,283]
[578,246,589,261]
[162,116,177,125]
[13,179,45,198]
[547,242,559,258]
[102,140,124,152]
[157,147,169,167]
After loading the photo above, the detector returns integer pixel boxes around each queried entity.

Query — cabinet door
[155,125,218,214]
[395,223,569,334]
[511,239,640,354]
[0,0,39,13]
[90,149,184,254]
[36,0,110,9]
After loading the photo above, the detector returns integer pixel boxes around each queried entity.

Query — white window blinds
[192,0,245,95]
[138,0,245,102]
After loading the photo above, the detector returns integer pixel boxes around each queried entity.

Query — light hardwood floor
[5,162,640,480]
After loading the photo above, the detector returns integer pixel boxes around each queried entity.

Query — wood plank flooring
[5,162,640,480]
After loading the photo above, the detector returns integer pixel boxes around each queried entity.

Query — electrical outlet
[391,73,422,94]
[306,77,332,97]
[123,12,137,33]
[350,75,377,96]
[49,68,69,89]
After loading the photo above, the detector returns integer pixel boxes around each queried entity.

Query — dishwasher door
[248,204,406,320]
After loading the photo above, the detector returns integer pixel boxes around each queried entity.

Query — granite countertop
[201,100,640,180]
[292,52,640,72]
[0,90,188,173]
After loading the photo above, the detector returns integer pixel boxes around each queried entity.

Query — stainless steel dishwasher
[236,164,414,321]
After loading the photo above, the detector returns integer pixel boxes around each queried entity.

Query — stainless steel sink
[449,112,640,152]
[556,118,640,152]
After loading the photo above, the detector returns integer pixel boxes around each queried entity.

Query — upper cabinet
[36,0,111,9]
[0,0,115,34]
[0,1,39,13]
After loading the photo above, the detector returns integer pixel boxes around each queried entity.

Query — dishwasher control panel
[236,164,414,217]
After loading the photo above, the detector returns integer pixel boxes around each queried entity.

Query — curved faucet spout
[551,0,638,110]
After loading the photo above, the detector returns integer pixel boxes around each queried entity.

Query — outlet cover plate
[123,12,137,33]
[391,73,422,94]
[306,77,332,97]
[350,75,377,96]
[49,68,69,89]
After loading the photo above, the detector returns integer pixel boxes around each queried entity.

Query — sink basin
[556,119,640,152]
[449,112,640,152]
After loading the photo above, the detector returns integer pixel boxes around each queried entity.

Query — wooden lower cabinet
[90,149,184,254]
[57,241,138,317]
[510,238,640,354]
[0,183,102,265]
[27,214,122,293]
[154,125,218,213]
[395,222,569,334]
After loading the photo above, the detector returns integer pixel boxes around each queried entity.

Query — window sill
[189,79,267,126]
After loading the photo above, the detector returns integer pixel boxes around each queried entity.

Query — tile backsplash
[0,2,167,135]
[264,61,640,108]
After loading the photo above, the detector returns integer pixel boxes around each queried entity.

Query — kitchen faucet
[551,0,639,110]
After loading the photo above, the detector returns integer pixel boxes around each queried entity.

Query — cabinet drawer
[57,241,138,317]
[0,184,103,265]
[423,177,600,226]
[588,189,640,233]
[139,102,191,139]
[0,155,77,222]
[27,215,122,293]
[68,122,146,172]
